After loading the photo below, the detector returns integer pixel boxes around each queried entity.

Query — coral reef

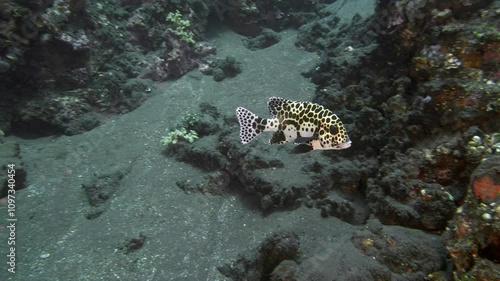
[243,28,281,50]
[0,0,215,135]
[0,0,345,135]
[351,218,447,279]
[445,155,500,280]
[214,0,325,36]
[143,38,216,81]
[200,55,242,82]
[219,231,300,280]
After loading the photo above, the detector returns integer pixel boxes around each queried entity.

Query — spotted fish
[236,97,351,152]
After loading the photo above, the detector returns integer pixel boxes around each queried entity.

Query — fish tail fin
[236,107,262,144]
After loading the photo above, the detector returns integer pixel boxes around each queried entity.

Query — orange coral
[473,175,500,202]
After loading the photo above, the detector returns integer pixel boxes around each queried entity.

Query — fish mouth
[334,141,352,149]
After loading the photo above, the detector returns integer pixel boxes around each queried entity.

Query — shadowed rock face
[446,155,500,280]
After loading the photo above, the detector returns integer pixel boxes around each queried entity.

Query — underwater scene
[0,0,499,280]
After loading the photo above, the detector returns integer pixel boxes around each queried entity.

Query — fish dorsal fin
[268,97,288,118]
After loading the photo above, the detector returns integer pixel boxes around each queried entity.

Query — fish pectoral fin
[291,144,313,154]
[294,132,318,144]
[293,137,315,144]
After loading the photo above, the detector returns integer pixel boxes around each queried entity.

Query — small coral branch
[161,128,199,146]
[166,10,195,45]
